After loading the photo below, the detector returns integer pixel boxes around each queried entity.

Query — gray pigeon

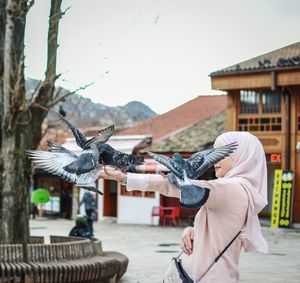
[26,110,115,194]
[26,141,103,194]
[98,143,144,173]
[148,142,238,208]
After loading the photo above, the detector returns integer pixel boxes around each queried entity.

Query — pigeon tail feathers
[179,184,210,209]
[79,185,103,195]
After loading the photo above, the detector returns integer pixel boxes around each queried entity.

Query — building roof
[62,135,150,155]
[116,95,227,143]
[143,111,226,153]
[211,42,300,76]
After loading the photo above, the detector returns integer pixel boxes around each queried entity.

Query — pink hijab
[214,131,268,253]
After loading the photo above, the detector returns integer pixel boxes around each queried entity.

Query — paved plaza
[30,218,300,283]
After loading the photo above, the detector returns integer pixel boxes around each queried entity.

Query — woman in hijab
[99,132,268,283]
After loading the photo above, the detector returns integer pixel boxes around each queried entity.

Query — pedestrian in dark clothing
[30,203,38,219]
[69,215,92,238]
[79,191,97,236]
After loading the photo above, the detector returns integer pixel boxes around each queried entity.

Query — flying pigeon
[98,143,144,173]
[26,110,115,194]
[50,109,114,150]
[26,141,103,194]
[148,142,238,208]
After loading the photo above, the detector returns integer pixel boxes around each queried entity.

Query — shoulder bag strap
[198,230,241,281]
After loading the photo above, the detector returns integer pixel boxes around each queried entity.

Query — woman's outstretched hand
[99,166,126,182]
[181,226,194,255]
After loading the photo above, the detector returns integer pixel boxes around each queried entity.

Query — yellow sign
[271,170,294,228]
[271,170,282,228]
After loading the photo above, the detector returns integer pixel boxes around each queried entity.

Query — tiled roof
[211,42,300,76]
[143,111,226,153]
[116,95,227,142]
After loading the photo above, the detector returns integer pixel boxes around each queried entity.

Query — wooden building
[210,42,300,223]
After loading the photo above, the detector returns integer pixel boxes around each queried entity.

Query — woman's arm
[99,167,180,198]
[127,172,180,198]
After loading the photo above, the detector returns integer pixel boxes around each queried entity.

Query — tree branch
[48,81,94,107]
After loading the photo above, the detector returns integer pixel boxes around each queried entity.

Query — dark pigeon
[26,110,115,194]
[51,109,114,150]
[148,142,238,208]
[98,143,144,173]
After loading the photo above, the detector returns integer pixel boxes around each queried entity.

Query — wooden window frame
[238,89,283,132]
[120,178,155,199]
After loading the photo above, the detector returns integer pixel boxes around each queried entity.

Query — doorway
[103,180,118,217]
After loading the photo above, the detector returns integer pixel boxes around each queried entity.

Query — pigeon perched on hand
[98,143,144,173]
[26,110,115,194]
[148,142,238,208]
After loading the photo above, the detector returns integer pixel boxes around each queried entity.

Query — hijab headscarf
[214,131,268,253]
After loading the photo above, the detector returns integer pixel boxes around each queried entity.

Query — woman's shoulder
[193,178,244,190]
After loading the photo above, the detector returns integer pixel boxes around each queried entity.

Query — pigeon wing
[47,141,78,158]
[63,152,96,175]
[26,149,78,183]
[186,142,238,179]
[83,124,114,149]
[51,109,87,149]
[148,152,184,180]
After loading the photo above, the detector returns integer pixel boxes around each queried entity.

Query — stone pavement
[30,218,300,283]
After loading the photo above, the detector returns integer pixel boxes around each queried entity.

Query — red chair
[151,206,164,225]
[162,207,181,227]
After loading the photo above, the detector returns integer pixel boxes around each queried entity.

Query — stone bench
[0,236,128,283]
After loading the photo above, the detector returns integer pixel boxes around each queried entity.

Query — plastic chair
[162,207,180,227]
[151,206,164,225]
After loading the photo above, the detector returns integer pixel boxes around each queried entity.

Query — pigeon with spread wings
[26,141,104,194]
[26,110,115,194]
[148,142,238,208]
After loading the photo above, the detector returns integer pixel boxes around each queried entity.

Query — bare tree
[0,0,64,246]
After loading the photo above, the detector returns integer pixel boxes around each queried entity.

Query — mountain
[25,78,157,129]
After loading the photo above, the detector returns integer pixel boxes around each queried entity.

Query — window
[238,89,283,132]
[262,91,281,113]
[120,185,155,198]
[238,117,282,132]
[240,90,259,114]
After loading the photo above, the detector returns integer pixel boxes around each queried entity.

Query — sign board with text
[271,170,294,228]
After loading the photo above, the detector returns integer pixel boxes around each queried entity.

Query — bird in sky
[148,142,238,208]
[98,143,144,173]
[26,109,115,194]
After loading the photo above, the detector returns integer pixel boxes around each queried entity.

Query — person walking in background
[79,191,97,237]
[99,131,268,283]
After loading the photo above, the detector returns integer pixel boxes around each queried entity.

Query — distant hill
[25,78,157,130]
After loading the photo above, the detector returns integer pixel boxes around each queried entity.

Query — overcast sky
[25,0,300,114]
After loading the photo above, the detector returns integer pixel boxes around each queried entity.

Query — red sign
[270,153,281,163]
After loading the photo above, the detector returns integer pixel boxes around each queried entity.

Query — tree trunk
[0,0,6,243]
[0,0,29,245]
[0,0,63,246]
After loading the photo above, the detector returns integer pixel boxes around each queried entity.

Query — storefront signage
[270,153,281,163]
[266,153,281,163]
[271,170,294,228]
